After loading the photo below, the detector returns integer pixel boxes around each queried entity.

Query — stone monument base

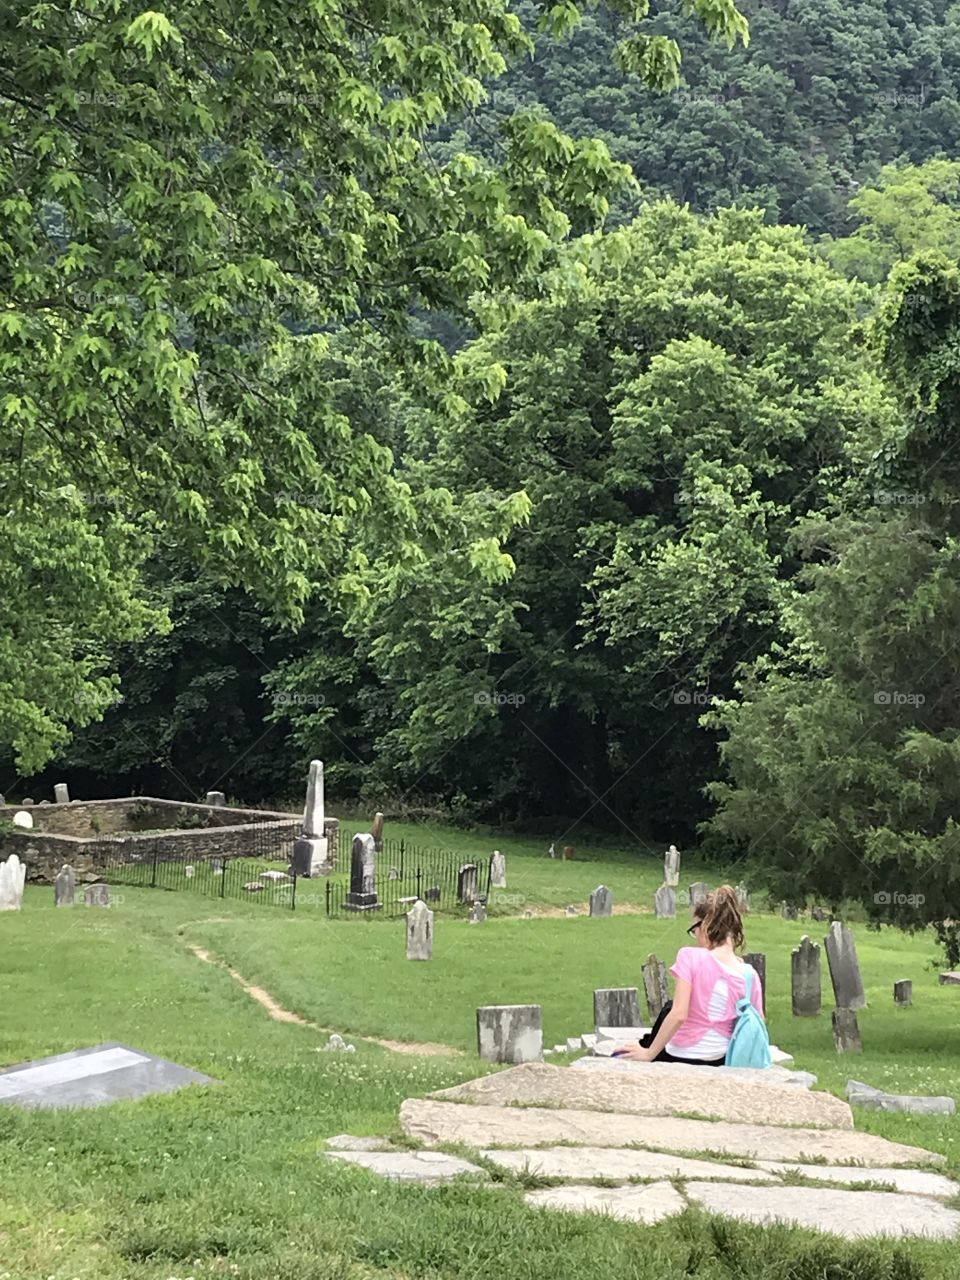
[344,891,381,912]
[292,836,332,878]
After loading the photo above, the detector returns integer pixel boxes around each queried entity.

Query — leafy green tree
[0,0,746,774]
[706,253,960,950]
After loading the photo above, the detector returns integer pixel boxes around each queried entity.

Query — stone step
[685,1181,960,1240]
[482,1146,778,1183]
[570,1055,816,1090]
[400,1099,943,1168]
[755,1162,960,1199]
[525,1181,684,1225]
[429,1061,851,1129]
[325,1150,484,1182]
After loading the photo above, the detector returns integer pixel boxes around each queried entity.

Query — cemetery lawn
[2,870,959,1279]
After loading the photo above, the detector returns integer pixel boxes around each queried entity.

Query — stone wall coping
[0,796,301,821]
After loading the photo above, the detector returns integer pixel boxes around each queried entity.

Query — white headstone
[55,864,75,907]
[489,850,507,888]
[0,854,26,911]
[664,844,681,887]
[54,782,70,805]
[406,899,433,960]
[12,810,33,830]
[303,759,325,838]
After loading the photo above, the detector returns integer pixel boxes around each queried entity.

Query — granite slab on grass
[482,1146,778,1184]
[754,1163,960,1199]
[0,1041,218,1109]
[571,1056,817,1090]
[325,1150,484,1182]
[401,1099,943,1167]
[525,1182,685,1225]
[430,1061,851,1129]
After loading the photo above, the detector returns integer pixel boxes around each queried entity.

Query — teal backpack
[725,964,772,1069]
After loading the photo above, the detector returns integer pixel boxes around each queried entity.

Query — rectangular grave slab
[476,1005,542,1064]
[593,987,641,1029]
[0,1042,219,1109]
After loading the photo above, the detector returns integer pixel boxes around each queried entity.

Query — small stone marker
[664,844,681,887]
[894,979,912,1007]
[811,905,829,922]
[781,902,799,920]
[476,1005,542,1063]
[205,790,225,806]
[54,864,75,907]
[824,921,866,1010]
[406,899,433,960]
[387,866,400,880]
[846,1080,954,1115]
[457,863,478,904]
[565,905,578,916]
[489,849,506,888]
[84,882,110,908]
[735,883,749,912]
[832,1007,862,1054]
[562,845,575,860]
[654,885,676,918]
[0,854,26,911]
[593,987,641,1029]
[468,900,486,924]
[938,971,960,986]
[642,954,669,1021]
[12,810,33,830]
[53,782,70,805]
[791,936,821,1017]
[743,952,766,1013]
[689,881,708,906]
[21,798,34,806]
[589,884,612,917]
[185,865,195,878]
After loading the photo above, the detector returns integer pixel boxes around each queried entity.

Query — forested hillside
[436,0,960,236]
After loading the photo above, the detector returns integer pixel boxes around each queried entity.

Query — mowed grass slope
[0,843,956,1280]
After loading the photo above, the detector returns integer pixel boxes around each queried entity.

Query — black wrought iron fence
[323,831,492,916]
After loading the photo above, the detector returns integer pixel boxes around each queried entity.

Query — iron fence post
[150,842,158,889]
[325,879,331,917]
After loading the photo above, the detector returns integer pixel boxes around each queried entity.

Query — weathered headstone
[735,883,749,913]
[664,844,681,887]
[370,811,384,853]
[781,902,799,920]
[21,798,34,806]
[832,1007,862,1053]
[424,884,441,903]
[292,759,332,877]
[689,882,708,907]
[0,854,26,911]
[12,810,33,829]
[204,790,225,806]
[457,863,478,904]
[811,906,830,922]
[791,936,821,1017]
[54,782,70,805]
[54,864,75,907]
[345,833,379,911]
[489,850,507,888]
[743,952,766,1013]
[387,866,400,881]
[565,905,578,916]
[654,885,676,918]
[894,979,913,1007]
[185,865,195,878]
[824,921,866,1010]
[547,843,556,859]
[477,1005,542,1063]
[84,882,110,908]
[562,845,575,860]
[642,954,669,1021]
[0,793,5,806]
[593,987,641,1029]
[589,884,613,917]
[468,900,487,924]
[406,899,433,960]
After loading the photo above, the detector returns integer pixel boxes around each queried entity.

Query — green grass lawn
[1,833,957,1279]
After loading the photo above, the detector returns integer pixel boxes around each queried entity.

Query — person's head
[687,884,744,951]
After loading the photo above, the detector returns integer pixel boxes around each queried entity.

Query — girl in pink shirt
[615,884,764,1066]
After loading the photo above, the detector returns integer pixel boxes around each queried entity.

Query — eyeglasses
[687,921,702,937]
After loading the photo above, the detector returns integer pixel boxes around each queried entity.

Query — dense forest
[5,0,960,933]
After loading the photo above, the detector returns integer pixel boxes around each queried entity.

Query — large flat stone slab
[755,1163,960,1199]
[571,1055,817,1090]
[400,1099,943,1167]
[325,1151,484,1182]
[0,1042,218,1109]
[482,1146,778,1184]
[525,1181,686,1225]
[431,1061,851,1129]
[686,1181,960,1240]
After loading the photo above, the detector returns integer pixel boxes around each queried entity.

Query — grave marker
[642,954,669,1021]
[406,900,433,960]
[664,844,681,887]
[735,883,749,912]
[84,882,110,908]
[689,882,708,907]
[54,864,75,907]
[832,1007,862,1054]
[370,811,384,853]
[781,902,799,920]
[791,936,821,1017]
[477,1005,542,1063]
[345,834,379,911]
[54,782,70,805]
[489,850,507,888]
[593,987,641,1028]
[894,979,913,1007]
[654,885,676,918]
[457,863,478,904]
[204,790,225,806]
[743,952,766,1013]
[468,900,487,924]
[824,921,866,1010]
[12,810,33,829]
[589,884,613,917]
[0,854,26,911]
[292,759,332,877]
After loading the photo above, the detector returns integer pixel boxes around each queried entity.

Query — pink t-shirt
[666,947,764,1060]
